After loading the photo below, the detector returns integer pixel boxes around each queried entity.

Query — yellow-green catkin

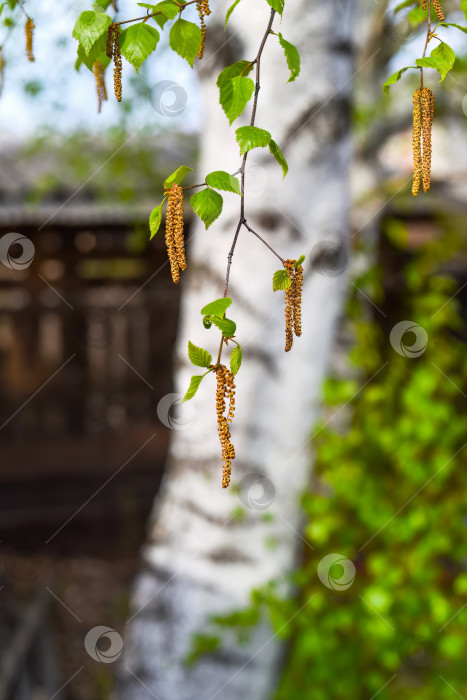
[165,184,186,283]
[25,18,35,63]
[93,61,107,113]
[293,264,303,337]
[412,88,422,196]
[421,87,434,193]
[196,0,210,59]
[215,365,236,488]
[284,260,294,352]
[432,0,444,21]
[106,23,115,59]
[112,24,122,102]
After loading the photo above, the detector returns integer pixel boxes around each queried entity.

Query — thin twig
[242,220,285,264]
[116,0,197,26]
[420,0,432,89]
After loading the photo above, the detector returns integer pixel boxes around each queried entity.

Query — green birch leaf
[120,23,160,73]
[206,171,241,194]
[169,18,202,68]
[269,139,288,178]
[408,7,427,25]
[137,1,180,19]
[217,60,254,86]
[382,65,414,97]
[225,0,242,28]
[149,203,164,239]
[190,188,223,229]
[265,0,284,16]
[188,341,212,368]
[278,32,300,82]
[416,41,455,81]
[462,0,467,23]
[77,32,111,71]
[73,10,112,55]
[273,269,291,292]
[219,75,255,124]
[439,22,467,35]
[294,255,305,268]
[201,298,232,316]
[235,126,272,156]
[164,165,193,189]
[230,345,242,375]
[209,317,236,338]
[181,374,206,402]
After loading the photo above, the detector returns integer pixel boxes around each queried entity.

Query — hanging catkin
[293,264,303,337]
[432,0,444,21]
[106,23,115,59]
[93,61,107,113]
[112,24,122,102]
[196,1,209,59]
[421,87,434,192]
[283,259,303,351]
[165,184,186,283]
[412,89,422,196]
[412,87,434,195]
[215,365,236,488]
[25,18,35,62]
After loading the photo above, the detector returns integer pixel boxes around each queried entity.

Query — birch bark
[120,1,356,697]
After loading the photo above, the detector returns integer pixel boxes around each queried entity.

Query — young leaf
[462,0,467,23]
[206,171,241,195]
[77,33,111,71]
[201,297,232,316]
[225,0,242,28]
[382,66,414,97]
[219,75,255,125]
[164,165,193,189]
[181,374,207,403]
[217,60,254,86]
[416,42,455,81]
[149,203,164,239]
[190,188,223,229]
[209,317,236,338]
[294,255,305,268]
[278,33,300,82]
[265,0,284,16]
[120,23,160,73]
[230,345,242,375]
[137,1,180,19]
[188,341,212,368]
[170,18,202,68]
[408,7,427,25]
[73,10,112,55]
[273,269,292,292]
[439,22,467,35]
[235,126,272,156]
[269,139,288,178]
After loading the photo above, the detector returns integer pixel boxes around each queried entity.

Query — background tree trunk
[120,1,357,697]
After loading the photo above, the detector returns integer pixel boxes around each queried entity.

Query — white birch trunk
[120,1,356,697]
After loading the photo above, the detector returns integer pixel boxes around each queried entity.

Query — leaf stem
[242,220,285,264]
[116,1,197,26]
[421,0,432,89]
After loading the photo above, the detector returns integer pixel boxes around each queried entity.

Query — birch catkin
[197,1,210,59]
[25,19,35,62]
[412,87,434,196]
[412,89,422,196]
[432,0,444,21]
[112,24,122,102]
[215,365,236,488]
[93,61,107,113]
[165,184,186,283]
[284,259,303,351]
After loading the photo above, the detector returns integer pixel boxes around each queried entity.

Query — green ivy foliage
[188,223,467,699]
